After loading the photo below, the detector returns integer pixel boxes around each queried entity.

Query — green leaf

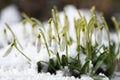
[31,17,43,27]
[112,17,120,42]
[39,28,51,57]
[80,60,89,74]
[105,42,116,78]
[56,52,61,69]
[49,58,55,67]
[92,45,104,62]
[22,13,35,27]
[5,23,23,49]
[37,61,42,73]
[39,60,56,73]
[68,58,81,77]
[51,7,60,45]
[61,55,68,67]
[92,50,107,74]
[48,58,56,74]
[70,57,81,68]
[68,57,81,74]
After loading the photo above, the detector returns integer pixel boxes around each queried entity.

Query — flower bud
[96,29,102,45]
[36,34,41,53]
[2,29,8,47]
[51,35,57,54]
[3,42,14,57]
[60,33,66,51]
[80,29,86,48]
[93,26,103,45]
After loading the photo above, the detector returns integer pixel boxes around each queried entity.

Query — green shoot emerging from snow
[4,23,31,62]
[2,6,120,79]
[36,7,120,79]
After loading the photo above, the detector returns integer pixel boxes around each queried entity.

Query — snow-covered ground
[0,5,119,80]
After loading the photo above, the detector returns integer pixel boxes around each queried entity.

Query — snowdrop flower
[51,35,57,54]
[36,33,41,53]
[2,29,8,47]
[51,21,56,36]
[30,25,36,45]
[80,28,86,48]
[92,33,96,46]
[93,25,103,45]
[66,33,72,45]
[60,33,66,51]
[96,31,103,45]
[3,41,14,57]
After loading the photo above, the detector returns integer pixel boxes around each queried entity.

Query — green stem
[101,17,110,51]
[86,42,91,61]
[101,16,111,67]
[112,17,120,52]
[66,44,68,64]
[90,6,95,17]
[112,17,120,62]
[39,28,51,57]
[77,9,82,18]
[52,9,60,45]
[22,13,35,27]
[14,44,31,62]
[31,18,43,27]
[56,52,61,69]
[86,16,95,61]
[5,23,23,49]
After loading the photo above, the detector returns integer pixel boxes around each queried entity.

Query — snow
[0,71,97,80]
[99,73,109,80]
[80,75,93,80]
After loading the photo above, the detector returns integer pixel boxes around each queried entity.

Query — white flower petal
[93,27,103,45]
[3,45,13,57]
[36,37,41,53]
[92,33,96,46]
[51,38,57,54]
[96,29,103,45]
[2,29,8,47]
[80,31,86,48]
[60,37,66,51]
[89,60,93,69]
